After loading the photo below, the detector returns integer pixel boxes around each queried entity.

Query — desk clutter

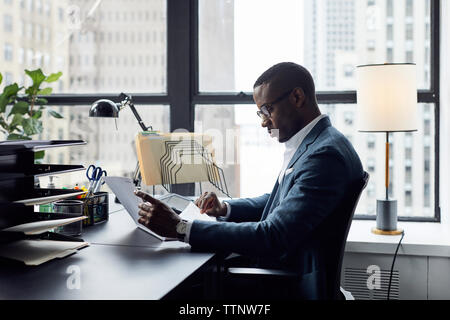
[135,132,231,197]
[0,140,105,266]
[0,132,230,266]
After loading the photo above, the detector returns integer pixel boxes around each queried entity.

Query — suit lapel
[284,117,331,172]
[262,117,332,221]
[260,180,280,221]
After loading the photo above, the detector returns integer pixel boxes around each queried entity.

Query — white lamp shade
[356,63,418,132]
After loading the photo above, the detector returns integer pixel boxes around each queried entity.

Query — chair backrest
[324,171,369,299]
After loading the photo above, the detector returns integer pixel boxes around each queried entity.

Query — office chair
[223,171,370,300]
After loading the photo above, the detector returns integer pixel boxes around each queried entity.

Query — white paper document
[2,217,86,235]
[179,202,215,222]
[14,191,86,206]
[0,240,89,266]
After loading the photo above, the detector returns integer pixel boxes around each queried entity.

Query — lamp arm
[117,93,152,188]
[129,103,152,132]
[119,92,153,132]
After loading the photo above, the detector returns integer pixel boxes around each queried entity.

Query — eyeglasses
[256,89,293,120]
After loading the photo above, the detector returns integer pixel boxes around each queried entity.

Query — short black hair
[253,62,316,102]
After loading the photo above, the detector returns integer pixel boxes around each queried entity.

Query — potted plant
[0,69,64,159]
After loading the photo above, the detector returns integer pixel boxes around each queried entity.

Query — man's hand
[194,192,227,218]
[134,190,181,238]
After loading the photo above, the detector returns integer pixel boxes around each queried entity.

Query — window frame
[40,0,440,222]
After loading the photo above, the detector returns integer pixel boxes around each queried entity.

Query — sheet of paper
[103,176,175,241]
[14,191,86,206]
[2,217,86,235]
[0,240,89,266]
[179,202,216,222]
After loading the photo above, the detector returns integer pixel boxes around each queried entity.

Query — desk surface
[0,243,214,300]
[0,203,215,300]
[82,209,172,248]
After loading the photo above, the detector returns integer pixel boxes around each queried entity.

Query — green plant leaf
[34,150,45,160]
[0,73,2,85]
[24,86,35,96]
[7,133,31,140]
[2,83,21,97]
[22,117,43,136]
[0,116,8,130]
[9,101,29,117]
[37,87,53,95]
[10,113,23,128]
[0,96,8,113]
[8,114,23,132]
[0,83,21,113]
[45,72,63,83]
[25,69,46,89]
[35,98,48,105]
[48,109,63,119]
[32,110,42,119]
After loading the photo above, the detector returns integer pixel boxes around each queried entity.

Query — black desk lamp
[89,93,152,188]
[89,93,152,132]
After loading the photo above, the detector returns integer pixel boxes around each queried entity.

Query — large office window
[0,0,441,222]
[199,0,431,92]
[65,0,167,94]
[196,0,440,221]
[194,103,436,218]
[0,0,168,191]
[195,104,284,198]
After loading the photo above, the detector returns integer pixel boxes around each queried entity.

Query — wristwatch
[176,219,189,241]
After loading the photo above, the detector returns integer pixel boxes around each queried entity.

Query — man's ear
[293,88,306,108]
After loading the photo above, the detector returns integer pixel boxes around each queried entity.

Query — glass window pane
[195,105,283,198]
[323,103,435,218]
[199,0,431,92]
[1,0,167,94]
[37,105,170,193]
[195,103,435,218]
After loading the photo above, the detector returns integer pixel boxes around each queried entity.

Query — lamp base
[373,199,402,235]
[371,227,403,235]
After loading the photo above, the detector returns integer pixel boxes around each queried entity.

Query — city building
[304,0,433,217]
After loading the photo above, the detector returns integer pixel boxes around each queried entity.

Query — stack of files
[0,217,89,266]
[135,132,215,186]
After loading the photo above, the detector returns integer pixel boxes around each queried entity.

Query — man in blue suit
[135,62,364,299]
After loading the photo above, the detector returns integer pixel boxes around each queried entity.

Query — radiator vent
[343,267,400,300]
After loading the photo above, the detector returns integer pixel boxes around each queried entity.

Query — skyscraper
[304,0,433,217]
[0,0,70,171]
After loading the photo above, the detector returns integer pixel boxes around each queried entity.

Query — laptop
[103,176,178,241]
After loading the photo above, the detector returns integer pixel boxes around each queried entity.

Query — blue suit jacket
[189,117,364,299]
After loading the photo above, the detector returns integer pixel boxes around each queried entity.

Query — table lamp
[89,93,152,132]
[356,63,418,235]
[89,93,152,188]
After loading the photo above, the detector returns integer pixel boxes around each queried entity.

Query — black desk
[0,203,216,299]
[0,244,214,300]
[82,209,181,248]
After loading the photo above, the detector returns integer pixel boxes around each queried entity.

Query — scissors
[86,165,106,197]
[93,169,107,193]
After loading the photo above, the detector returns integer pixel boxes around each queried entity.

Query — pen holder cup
[52,200,84,237]
[83,192,109,227]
